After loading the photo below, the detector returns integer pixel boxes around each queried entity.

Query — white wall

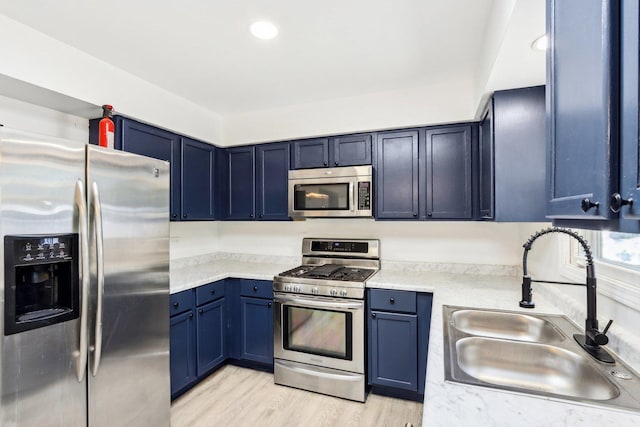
[222,77,476,146]
[172,220,528,266]
[170,222,220,260]
[0,15,223,145]
[0,93,88,141]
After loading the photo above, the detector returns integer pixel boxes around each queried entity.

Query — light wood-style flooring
[171,365,423,427]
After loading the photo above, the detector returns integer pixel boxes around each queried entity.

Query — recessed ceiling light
[531,34,549,51]
[250,21,279,40]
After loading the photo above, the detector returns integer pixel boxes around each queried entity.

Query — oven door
[273,292,364,373]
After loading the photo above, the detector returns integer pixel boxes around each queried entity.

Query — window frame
[561,230,640,310]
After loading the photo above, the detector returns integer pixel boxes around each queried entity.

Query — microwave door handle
[74,179,90,382]
[349,181,355,212]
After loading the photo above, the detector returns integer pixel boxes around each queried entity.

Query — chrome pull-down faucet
[520,227,615,364]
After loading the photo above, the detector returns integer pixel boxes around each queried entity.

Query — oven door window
[283,306,352,360]
[293,183,350,211]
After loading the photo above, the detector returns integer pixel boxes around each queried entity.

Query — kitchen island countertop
[170,255,640,426]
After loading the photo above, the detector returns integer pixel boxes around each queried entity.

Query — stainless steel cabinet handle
[91,182,105,377]
[74,180,90,382]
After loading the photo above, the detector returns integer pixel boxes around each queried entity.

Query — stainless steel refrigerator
[0,126,171,426]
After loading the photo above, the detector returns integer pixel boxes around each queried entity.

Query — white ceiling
[0,0,544,116]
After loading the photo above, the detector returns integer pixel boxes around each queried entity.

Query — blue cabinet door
[240,296,274,366]
[330,134,372,167]
[115,117,182,220]
[196,298,226,375]
[256,143,290,220]
[483,87,547,222]
[369,311,418,391]
[618,0,640,229]
[181,138,216,220]
[170,309,196,396]
[479,102,494,219]
[375,130,419,219]
[424,125,473,219]
[547,0,620,220]
[227,146,256,220]
[292,138,330,169]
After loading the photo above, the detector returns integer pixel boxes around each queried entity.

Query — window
[598,231,640,268]
[564,230,640,310]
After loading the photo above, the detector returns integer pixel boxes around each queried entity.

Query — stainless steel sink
[443,306,640,412]
[456,337,618,400]
[451,309,564,343]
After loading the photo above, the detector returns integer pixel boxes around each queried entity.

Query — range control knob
[294,285,301,292]
[284,285,292,292]
[340,289,348,297]
[311,287,319,295]
[330,289,338,296]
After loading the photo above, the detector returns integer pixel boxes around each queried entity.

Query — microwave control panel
[357,182,371,210]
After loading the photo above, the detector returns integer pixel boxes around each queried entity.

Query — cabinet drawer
[240,279,273,299]
[170,290,193,316]
[369,289,416,313]
[196,281,226,306]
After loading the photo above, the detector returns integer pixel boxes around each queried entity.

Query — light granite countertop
[170,254,640,426]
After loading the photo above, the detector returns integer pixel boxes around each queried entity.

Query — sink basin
[456,337,618,400]
[451,309,564,343]
[443,306,640,412]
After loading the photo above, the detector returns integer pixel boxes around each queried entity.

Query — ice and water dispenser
[4,234,79,335]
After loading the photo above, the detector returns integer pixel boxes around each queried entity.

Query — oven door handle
[274,295,363,310]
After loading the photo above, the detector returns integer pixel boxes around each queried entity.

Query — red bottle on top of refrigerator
[98,104,115,148]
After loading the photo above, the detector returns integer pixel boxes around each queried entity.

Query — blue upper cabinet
[618,0,640,231]
[113,117,182,220]
[481,87,547,222]
[423,125,473,219]
[375,130,420,219]
[226,142,290,221]
[91,116,224,222]
[292,134,373,169]
[292,138,329,169]
[227,146,256,220]
[376,126,476,220]
[256,142,291,220]
[330,134,372,167]
[181,138,217,220]
[547,0,620,221]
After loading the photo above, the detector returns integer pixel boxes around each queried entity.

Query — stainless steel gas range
[273,238,380,402]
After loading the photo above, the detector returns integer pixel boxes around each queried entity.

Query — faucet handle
[602,319,613,335]
[588,319,613,346]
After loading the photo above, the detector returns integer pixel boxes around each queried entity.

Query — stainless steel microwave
[288,165,373,218]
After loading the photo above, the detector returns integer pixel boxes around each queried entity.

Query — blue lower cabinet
[170,309,197,396]
[196,298,226,374]
[240,296,274,367]
[170,281,227,399]
[367,289,432,401]
[369,311,418,391]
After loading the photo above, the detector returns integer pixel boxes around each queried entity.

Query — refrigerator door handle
[90,181,105,377]
[74,179,90,382]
